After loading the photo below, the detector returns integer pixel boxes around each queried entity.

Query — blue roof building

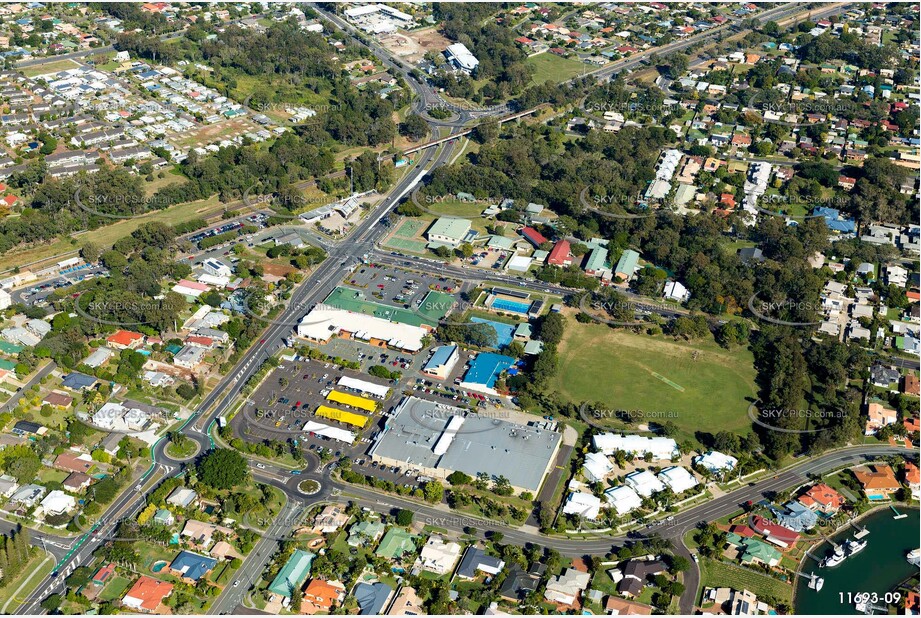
[169,550,217,582]
[812,207,855,234]
[355,582,393,615]
[62,372,98,391]
[459,353,515,392]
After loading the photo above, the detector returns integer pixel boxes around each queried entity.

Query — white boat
[846,538,868,556]
[908,548,921,566]
[807,572,824,592]
[822,544,846,567]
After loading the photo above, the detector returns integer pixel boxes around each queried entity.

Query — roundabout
[164,436,202,461]
[297,479,322,495]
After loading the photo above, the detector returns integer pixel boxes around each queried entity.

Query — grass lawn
[0,194,225,273]
[37,468,70,484]
[21,59,81,77]
[165,439,198,458]
[551,316,758,443]
[0,549,53,613]
[526,53,593,85]
[143,168,188,197]
[699,558,792,603]
[99,575,132,602]
[423,199,483,218]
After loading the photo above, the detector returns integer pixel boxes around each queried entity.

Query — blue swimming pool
[470,317,515,348]
[491,297,531,314]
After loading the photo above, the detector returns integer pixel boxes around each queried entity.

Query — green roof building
[153,509,174,526]
[726,533,781,567]
[347,520,386,547]
[374,528,416,560]
[426,217,472,248]
[584,247,608,274]
[614,249,640,281]
[0,341,22,355]
[268,549,315,598]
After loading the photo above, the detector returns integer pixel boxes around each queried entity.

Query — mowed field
[551,316,758,441]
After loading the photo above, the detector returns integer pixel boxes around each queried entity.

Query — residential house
[347,520,385,547]
[375,528,416,561]
[725,533,781,567]
[63,472,92,493]
[545,568,591,606]
[415,536,462,575]
[617,559,667,598]
[122,576,174,613]
[456,547,505,580]
[354,582,393,615]
[268,549,315,598]
[798,483,846,514]
[310,504,350,534]
[301,579,346,614]
[498,564,543,603]
[166,487,198,508]
[388,585,424,615]
[169,550,217,583]
[864,401,898,435]
[853,464,900,500]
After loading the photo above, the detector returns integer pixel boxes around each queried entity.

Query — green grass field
[526,53,594,85]
[99,575,132,602]
[699,558,793,603]
[551,317,758,442]
[0,550,53,613]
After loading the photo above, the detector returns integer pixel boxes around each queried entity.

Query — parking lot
[341,262,461,325]
[15,265,109,306]
[236,358,396,455]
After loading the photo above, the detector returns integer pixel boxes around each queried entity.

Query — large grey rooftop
[369,396,561,491]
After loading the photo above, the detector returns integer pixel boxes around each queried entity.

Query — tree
[399,114,429,141]
[472,118,499,143]
[41,594,62,612]
[396,509,414,526]
[538,312,564,344]
[447,471,472,485]
[423,481,444,503]
[198,448,248,489]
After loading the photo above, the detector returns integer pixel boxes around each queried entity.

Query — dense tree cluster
[433,4,531,101]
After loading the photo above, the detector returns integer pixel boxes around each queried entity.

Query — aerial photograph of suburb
[0,1,916,616]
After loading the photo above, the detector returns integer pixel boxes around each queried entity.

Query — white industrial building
[337,375,390,399]
[593,433,679,460]
[563,491,602,521]
[582,451,613,483]
[297,307,429,353]
[658,466,699,493]
[445,43,479,73]
[625,469,666,497]
[604,485,643,515]
[201,258,232,278]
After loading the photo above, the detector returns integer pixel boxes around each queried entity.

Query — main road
[13,123,461,614]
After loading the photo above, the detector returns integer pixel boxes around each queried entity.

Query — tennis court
[395,219,425,237]
[417,290,456,323]
[384,236,428,253]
